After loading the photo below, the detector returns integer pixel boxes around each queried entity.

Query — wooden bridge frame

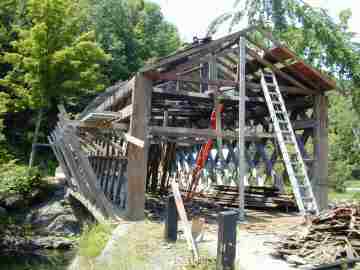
[50,26,335,221]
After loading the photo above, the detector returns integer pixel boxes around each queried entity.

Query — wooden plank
[313,94,329,210]
[171,181,199,261]
[70,133,119,219]
[255,28,337,91]
[149,126,274,140]
[126,74,152,220]
[94,78,134,113]
[146,71,237,87]
[123,133,144,148]
[113,104,132,121]
[246,48,317,95]
[67,120,129,130]
[238,36,246,221]
[152,87,264,103]
[140,26,257,72]
[150,126,236,139]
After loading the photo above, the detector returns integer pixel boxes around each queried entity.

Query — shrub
[0,160,42,195]
[329,160,354,192]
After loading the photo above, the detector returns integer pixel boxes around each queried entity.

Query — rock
[27,198,81,237]
[0,206,7,218]
[31,236,73,249]
[47,214,80,236]
[3,193,26,210]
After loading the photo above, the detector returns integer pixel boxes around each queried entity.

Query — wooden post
[313,94,329,210]
[127,74,152,220]
[238,36,246,221]
[200,63,209,93]
[217,211,237,270]
[165,194,178,242]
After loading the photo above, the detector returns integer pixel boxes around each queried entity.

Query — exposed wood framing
[238,36,246,221]
[313,94,329,210]
[126,74,152,220]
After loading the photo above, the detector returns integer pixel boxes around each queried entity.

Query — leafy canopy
[0,0,110,110]
[209,0,360,113]
[90,0,181,83]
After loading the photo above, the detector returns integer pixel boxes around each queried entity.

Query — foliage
[90,0,181,83]
[0,0,110,110]
[328,93,359,192]
[0,160,42,195]
[209,0,360,111]
[78,222,112,258]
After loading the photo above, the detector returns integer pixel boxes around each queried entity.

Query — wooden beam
[149,126,274,140]
[114,104,132,122]
[238,36,246,221]
[66,120,129,130]
[126,74,152,220]
[313,94,329,211]
[246,36,322,91]
[140,26,257,73]
[292,119,317,130]
[246,48,317,95]
[145,71,237,87]
[94,79,134,113]
[152,87,264,103]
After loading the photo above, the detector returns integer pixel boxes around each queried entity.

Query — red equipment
[185,103,225,200]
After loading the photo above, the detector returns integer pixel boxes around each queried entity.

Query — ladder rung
[303,197,314,202]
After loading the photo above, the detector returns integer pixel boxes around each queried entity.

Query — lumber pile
[197,185,296,211]
[274,206,360,266]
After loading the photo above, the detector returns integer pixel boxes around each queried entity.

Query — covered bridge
[49,26,336,221]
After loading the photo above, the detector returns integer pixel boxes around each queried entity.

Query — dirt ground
[145,194,306,269]
[198,210,305,270]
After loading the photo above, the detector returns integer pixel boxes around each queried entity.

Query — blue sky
[151,0,359,42]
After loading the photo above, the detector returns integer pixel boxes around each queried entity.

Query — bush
[329,160,354,192]
[0,160,42,195]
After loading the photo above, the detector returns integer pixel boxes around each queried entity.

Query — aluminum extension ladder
[260,70,319,215]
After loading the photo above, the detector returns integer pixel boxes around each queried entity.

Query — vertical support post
[165,195,178,242]
[238,36,246,221]
[209,55,223,159]
[313,94,328,210]
[217,211,237,270]
[127,74,152,220]
[200,63,209,93]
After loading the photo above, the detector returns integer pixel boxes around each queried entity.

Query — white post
[238,36,246,221]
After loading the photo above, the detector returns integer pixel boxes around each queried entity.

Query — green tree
[0,0,110,166]
[209,0,360,111]
[0,0,19,140]
[90,0,181,83]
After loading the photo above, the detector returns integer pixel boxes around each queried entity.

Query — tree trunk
[29,108,43,168]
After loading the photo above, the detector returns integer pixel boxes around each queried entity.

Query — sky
[151,0,360,42]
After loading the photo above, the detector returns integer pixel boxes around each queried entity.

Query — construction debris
[194,185,297,211]
[273,206,360,266]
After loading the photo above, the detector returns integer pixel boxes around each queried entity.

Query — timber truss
[50,26,335,220]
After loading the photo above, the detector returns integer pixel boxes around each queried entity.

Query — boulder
[27,198,81,237]
[3,193,26,210]
[31,236,73,249]
[47,214,80,236]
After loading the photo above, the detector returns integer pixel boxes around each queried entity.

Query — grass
[329,188,360,202]
[77,221,218,270]
[78,222,113,259]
